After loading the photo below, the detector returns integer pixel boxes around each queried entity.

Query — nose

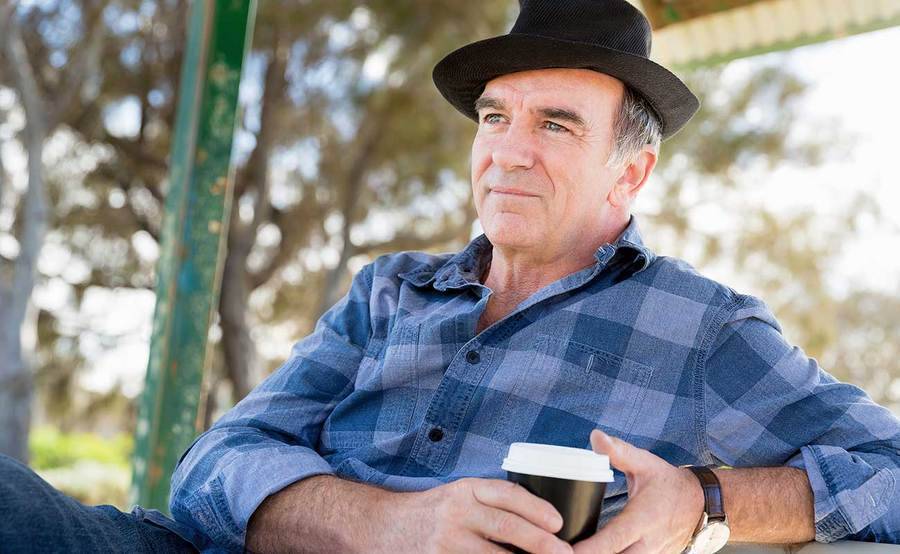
[490,120,536,172]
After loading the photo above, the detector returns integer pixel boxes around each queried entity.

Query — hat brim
[432,34,699,140]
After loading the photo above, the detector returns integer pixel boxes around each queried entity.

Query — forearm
[246,475,396,554]
[714,466,815,544]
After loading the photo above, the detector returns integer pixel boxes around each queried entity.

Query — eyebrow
[474,96,507,113]
[474,95,588,130]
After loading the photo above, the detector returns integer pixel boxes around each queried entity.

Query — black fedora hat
[432,0,699,140]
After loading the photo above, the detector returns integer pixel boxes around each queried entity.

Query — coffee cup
[501,442,614,547]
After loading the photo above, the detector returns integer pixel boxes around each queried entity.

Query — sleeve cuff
[173,446,335,551]
[785,444,896,543]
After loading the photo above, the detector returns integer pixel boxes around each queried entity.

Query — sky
[740,26,900,294]
[643,25,900,298]
[11,23,900,398]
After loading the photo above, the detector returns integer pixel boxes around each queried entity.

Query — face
[471,68,626,255]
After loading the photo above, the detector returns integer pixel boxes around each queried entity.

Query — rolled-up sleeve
[704,294,900,543]
[168,264,375,552]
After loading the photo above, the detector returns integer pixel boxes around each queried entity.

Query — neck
[482,215,631,299]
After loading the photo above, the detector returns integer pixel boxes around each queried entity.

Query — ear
[608,146,658,209]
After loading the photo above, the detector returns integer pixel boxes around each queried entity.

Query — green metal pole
[132,0,256,512]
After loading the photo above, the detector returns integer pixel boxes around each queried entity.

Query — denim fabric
[0,454,199,553]
[170,217,900,552]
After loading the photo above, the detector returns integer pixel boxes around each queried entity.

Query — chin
[482,217,542,249]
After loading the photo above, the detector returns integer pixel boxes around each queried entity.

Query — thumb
[590,429,643,472]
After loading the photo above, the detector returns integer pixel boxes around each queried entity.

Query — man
[1,1,897,553]
[167,0,900,552]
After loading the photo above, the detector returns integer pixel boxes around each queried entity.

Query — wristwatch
[681,466,730,554]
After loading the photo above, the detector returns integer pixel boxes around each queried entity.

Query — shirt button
[466,350,481,364]
[428,427,444,442]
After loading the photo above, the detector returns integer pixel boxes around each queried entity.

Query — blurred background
[0,0,898,509]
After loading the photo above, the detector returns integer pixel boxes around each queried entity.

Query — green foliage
[29,425,133,470]
[2,0,897,442]
[37,461,131,509]
[27,426,133,508]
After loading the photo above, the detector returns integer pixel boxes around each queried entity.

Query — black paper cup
[501,442,613,548]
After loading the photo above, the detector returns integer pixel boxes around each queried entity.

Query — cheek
[471,138,492,179]
[547,159,602,217]
[470,137,493,205]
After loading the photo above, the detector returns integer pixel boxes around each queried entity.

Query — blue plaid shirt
[167,217,900,552]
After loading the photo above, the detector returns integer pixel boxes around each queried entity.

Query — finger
[590,430,658,473]
[472,480,565,533]
[469,504,573,554]
[619,538,652,554]
[571,511,640,554]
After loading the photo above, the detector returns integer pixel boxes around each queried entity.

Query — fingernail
[549,512,563,529]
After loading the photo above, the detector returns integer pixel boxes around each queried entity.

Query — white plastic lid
[502,442,614,483]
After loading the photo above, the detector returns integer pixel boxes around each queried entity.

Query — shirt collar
[399,216,655,290]
[609,215,656,272]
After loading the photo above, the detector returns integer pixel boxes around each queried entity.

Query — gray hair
[605,86,662,169]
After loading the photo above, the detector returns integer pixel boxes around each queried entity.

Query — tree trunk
[314,110,388,319]
[0,8,49,463]
[317,224,357,319]
[0,357,33,463]
[198,346,222,431]
[218,247,255,402]
[215,46,287,404]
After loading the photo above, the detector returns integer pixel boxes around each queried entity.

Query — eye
[481,113,505,125]
[543,121,569,133]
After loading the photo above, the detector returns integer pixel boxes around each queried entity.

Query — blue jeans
[0,454,199,553]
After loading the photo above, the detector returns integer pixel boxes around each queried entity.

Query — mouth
[489,187,539,198]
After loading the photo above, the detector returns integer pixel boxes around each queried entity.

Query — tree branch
[102,132,169,175]
[48,0,105,128]
[232,32,287,237]
[315,107,392,316]
[228,35,292,291]
[89,165,162,240]
[248,42,287,233]
[247,193,321,290]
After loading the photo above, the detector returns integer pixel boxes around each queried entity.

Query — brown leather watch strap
[687,466,726,521]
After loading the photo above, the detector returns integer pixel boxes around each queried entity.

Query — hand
[572,430,705,554]
[387,477,574,554]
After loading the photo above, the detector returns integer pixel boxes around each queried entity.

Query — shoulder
[638,254,776,327]
[639,255,739,307]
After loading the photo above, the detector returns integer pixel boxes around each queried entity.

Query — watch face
[693,522,731,554]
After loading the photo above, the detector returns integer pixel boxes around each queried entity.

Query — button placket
[405,344,494,474]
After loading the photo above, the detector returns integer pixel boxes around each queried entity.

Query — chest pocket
[491,335,654,445]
